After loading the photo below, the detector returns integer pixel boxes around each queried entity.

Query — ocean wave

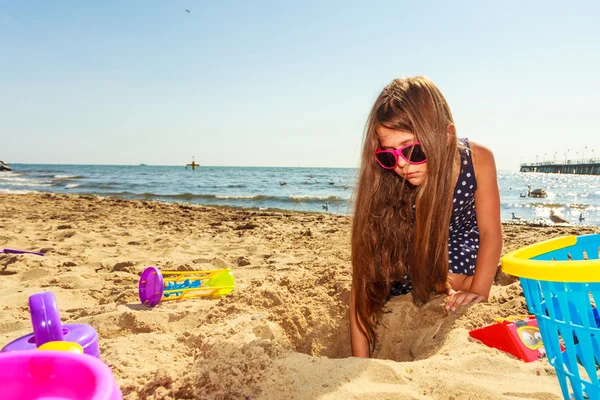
[97,191,345,204]
[288,195,341,202]
[73,181,123,190]
[0,189,39,194]
[0,171,25,177]
[502,201,593,210]
[152,193,269,201]
[0,176,43,183]
[0,182,52,187]
[51,175,84,185]
[215,194,260,200]
[208,184,247,189]
[54,175,84,179]
[65,183,80,189]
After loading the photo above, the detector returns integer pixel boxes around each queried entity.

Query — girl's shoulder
[466,140,497,178]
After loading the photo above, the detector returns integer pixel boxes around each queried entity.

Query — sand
[1,193,598,399]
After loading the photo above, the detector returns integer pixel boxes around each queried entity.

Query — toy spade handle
[1,248,45,256]
[29,292,64,347]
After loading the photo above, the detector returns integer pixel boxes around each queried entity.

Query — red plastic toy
[469,316,546,362]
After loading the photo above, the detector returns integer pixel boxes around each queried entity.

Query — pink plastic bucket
[0,350,122,400]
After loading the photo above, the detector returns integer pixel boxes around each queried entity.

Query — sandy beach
[1,193,598,399]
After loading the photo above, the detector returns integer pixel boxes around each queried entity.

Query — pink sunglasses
[375,142,427,169]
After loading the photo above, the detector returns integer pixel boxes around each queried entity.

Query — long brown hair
[351,76,458,353]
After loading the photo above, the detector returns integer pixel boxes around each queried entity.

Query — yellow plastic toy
[138,266,235,306]
[38,341,84,354]
[492,315,535,323]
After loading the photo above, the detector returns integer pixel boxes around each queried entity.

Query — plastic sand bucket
[0,350,121,400]
[502,233,600,400]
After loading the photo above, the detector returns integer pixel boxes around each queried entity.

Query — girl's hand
[445,289,484,312]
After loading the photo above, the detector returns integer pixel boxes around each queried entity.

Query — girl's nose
[396,154,409,168]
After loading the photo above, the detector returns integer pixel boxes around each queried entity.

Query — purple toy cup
[0,350,122,400]
[139,266,164,307]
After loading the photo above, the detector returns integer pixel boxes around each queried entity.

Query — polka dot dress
[448,139,479,275]
[390,138,479,297]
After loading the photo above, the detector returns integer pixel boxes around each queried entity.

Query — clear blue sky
[1,0,599,170]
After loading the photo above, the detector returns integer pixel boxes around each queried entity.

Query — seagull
[322,202,329,211]
[511,213,523,221]
[549,210,568,224]
[185,9,190,13]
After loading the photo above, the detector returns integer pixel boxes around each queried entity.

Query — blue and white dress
[390,138,479,296]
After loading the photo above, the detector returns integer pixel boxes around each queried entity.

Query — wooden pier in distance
[520,158,600,175]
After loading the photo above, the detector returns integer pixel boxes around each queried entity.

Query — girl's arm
[468,142,503,299]
[445,142,502,311]
[350,285,370,357]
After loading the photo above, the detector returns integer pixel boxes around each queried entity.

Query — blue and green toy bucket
[502,233,600,400]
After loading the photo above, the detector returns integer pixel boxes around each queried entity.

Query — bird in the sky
[185,9,190,14]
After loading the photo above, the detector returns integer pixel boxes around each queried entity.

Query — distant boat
[0,160,11,171]
[186,156,200,171]
[139,163,148,166]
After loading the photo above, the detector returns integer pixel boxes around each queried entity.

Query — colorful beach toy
[138,266,235,307]
[469,316,547,362]
[1,292,100,358]
[502,233,600,400]
[0,350,121,400]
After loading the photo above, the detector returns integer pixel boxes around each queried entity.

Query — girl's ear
[446,123,456,144]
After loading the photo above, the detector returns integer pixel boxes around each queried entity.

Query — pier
[520,158,600,175]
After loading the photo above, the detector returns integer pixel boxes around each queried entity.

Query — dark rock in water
[0,161,11,171]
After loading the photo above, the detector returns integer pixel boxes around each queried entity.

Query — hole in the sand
[27,328,70,344]
[240,278,353,359]
[280,291,457,362]
[279,302,352,359]
[370,296,454,362]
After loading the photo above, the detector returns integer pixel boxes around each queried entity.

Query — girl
[350,76,502,358]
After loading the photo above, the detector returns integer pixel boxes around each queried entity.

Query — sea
[1,164,600,226]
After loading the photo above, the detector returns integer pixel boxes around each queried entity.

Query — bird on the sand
[549,210,568,224]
